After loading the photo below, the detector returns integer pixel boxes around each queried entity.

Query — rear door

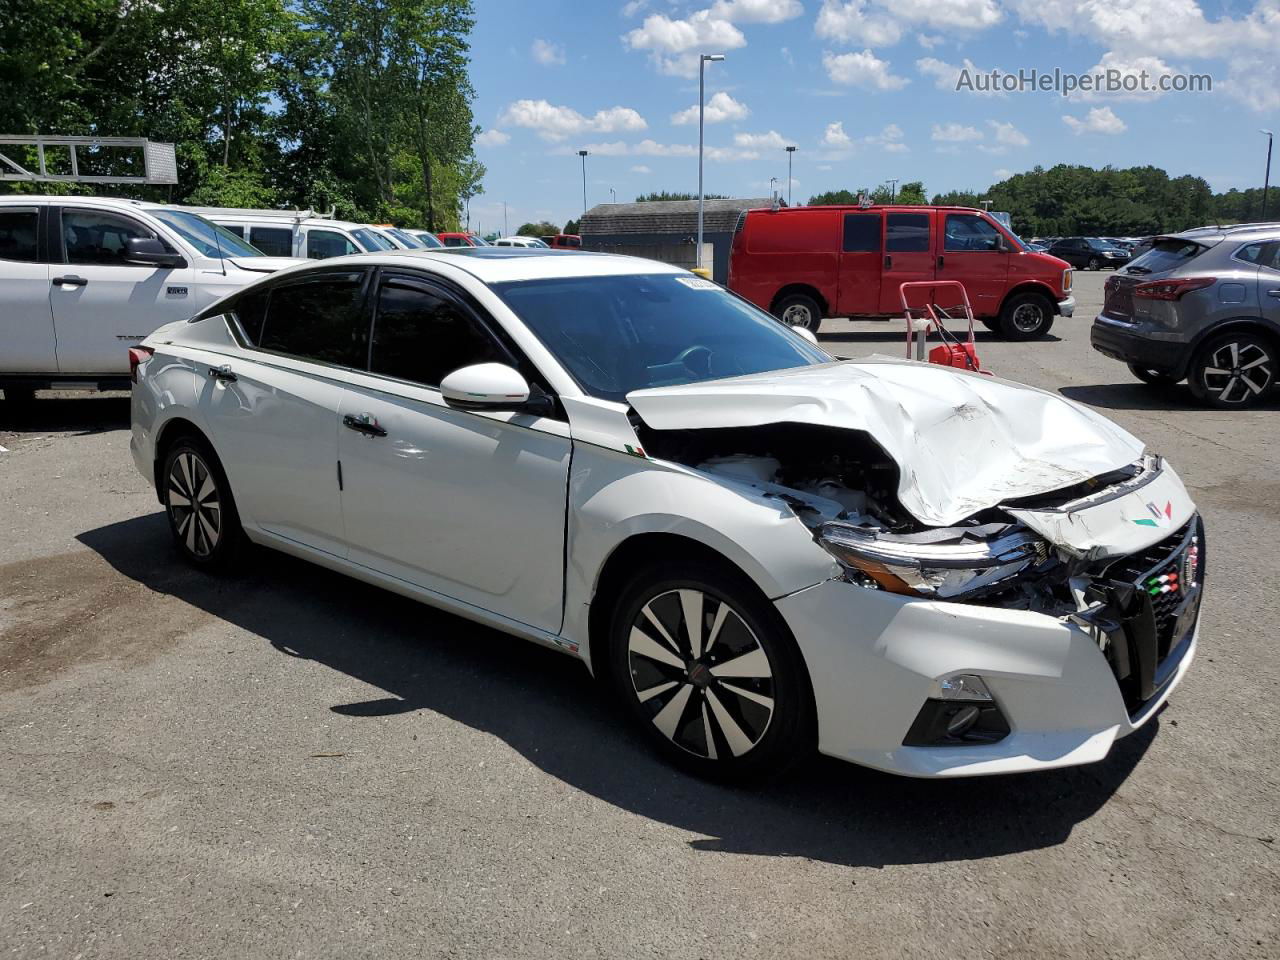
[50,206,196,373]
[879,210,935,313]
[0,204,56,373]
[937,212,1011,316]
[202,269,370,557]
[1251,240,1280,327]
[835,211,882,316]
[336,271,571,632]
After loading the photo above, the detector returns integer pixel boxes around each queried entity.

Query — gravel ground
[1,271,1277,959]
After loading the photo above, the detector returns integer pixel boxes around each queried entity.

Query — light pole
[769,176,778,201]
[886,178,899,202]
[502,200,508,236]
[578,150,589,216]
[785,145,796,204]
[697,53,725,271]
[1262,130,1273,221]
[610,187,616,204]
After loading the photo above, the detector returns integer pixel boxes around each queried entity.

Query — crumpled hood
[627,358,1146,527]
[227,256,307,273]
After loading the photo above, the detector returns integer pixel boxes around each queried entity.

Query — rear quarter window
[747,212,838,253]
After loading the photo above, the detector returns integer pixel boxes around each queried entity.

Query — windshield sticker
[676,276,719,290]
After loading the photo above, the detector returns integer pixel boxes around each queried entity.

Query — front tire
[3,387,35,407]
[1087,256,1101,270]
[607,560,814,780]
[772,293,823,334]
[1187,332,1276,408]
[997,292,1055,340]
[162,436,245,570]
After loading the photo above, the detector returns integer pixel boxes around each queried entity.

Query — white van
[180,207,396,260]
[0,195,304,402]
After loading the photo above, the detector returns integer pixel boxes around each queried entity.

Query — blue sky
[465,0,1278,234]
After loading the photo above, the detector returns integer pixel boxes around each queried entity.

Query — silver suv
[1091,223,1280,408]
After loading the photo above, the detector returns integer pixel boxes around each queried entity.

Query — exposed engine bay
[634,420,1158,617]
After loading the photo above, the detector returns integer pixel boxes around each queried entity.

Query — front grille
[1093,517,1205,714]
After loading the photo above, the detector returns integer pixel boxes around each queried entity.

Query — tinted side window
[221,224,246,239]
[944,214,1002,251]
[231,287,271,344]
[0,208,39,262]
[1263,242,1280,271]
[62,209,162,265]
[370,280,504,387]
[442,236,468,247]
[250,226,293,257]
[885,213,930,253]
[258,272,367,366]
[842,213,880,252]
[307,229,358,259]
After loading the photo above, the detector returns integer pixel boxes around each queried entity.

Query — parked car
[1047,237,1131,270]
[1092,223,1280,407]
[437,232,490,247]
[493,236,550,248]
[183,206,395,259]
[728,205,1074,339]
[541,234,583,249]
[407,230,444,248]
[370,226,430,250]
[130,248,1202,780]
[0,195,303,402]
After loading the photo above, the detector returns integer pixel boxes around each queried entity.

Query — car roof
[286,248,684,283]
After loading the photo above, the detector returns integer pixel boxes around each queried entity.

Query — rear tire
[161,435,245,571]
[606,559,815,781]
[772,293,823,334]
[1088,256,1101,270]
[1187,332,1276,409]
[997,292,1055,340]
[1127,363,1179,387]
[3,387,35,406]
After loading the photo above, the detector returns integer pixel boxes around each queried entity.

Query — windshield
[153,209,264,258]
[413,231,443,248]
[352,227,395,251]
[386,228,424,249]
[471,235,491,245]
[493,273,831,403]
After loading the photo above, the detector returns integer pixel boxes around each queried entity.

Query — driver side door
[337,270,571,633]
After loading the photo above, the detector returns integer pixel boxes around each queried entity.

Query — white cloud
[1062,106,1127,135]
[622,0,648,16]
[891,0,1002,28]
[917,33,942,48]
[624,10,747,77]
[781,46,794,65]
[931,121,983,142]
[671,91,750,125]
[1224,55,1280,112]
[823,121,852,146]
[498,99,648,141]
[817,163,833,171]
[476,129,510,147]
[993,168,1013,179]
[733,130,791,149]
[916,56,1002,95]
[570,139,759,162]
[866,123,908,152]
[1075,51,1183,101]
[988,119,1029,147]
[710,0,804,22]
[530,38,565,66]
[815,1,903,47]
[629,164,652,174]
[1009,0,1279,60]
[823,49,909,90]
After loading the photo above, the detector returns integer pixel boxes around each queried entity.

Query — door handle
[343,413,387,438]
[884,255,892,269]
[937,255,945,268]
[1267,289,1280,298]
[208,364,237,383]
[52,275,88,287]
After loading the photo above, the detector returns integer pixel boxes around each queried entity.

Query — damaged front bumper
[776,576,1198,777]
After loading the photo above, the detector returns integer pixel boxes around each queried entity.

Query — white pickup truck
[0,195,304,403]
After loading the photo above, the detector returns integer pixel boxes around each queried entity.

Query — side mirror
[792,326,819,345]
[125,236,185,268]
[440,362,533,412]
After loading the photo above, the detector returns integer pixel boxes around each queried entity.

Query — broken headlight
[817,522,1047,599]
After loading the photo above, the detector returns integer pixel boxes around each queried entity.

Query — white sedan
[129,249,1204,779]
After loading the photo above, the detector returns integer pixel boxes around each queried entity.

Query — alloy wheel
[167,451,222,558]
[1200,339,1274,405]
[781,303,812,328]
[626,588,774,759]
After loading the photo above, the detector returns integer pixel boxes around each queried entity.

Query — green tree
[517,220,560,236]
[634,191,729,202]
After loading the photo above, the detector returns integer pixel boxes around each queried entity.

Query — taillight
[1133,277,1215,301]
[129,346,154,383]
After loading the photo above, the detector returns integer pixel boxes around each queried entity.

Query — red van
[728,205,1074,339]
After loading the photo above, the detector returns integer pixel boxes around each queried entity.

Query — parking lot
[1,270,1277,959]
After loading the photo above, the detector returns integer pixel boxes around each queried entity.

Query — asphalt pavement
[1,271,1277,959]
